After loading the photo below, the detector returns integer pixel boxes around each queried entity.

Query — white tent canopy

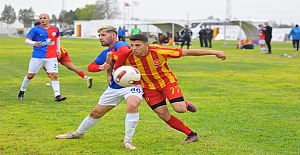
[230,20,260,40]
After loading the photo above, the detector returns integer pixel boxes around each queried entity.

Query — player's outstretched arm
[87,61,110,72]
[182,49,226,60]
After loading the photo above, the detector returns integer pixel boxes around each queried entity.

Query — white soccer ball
[113,66,141,87]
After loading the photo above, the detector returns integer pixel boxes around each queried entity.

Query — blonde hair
[97,25,117,33]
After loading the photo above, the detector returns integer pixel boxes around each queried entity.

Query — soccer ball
[113,66,141,87]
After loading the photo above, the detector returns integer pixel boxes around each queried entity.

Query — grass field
[0,36,299,155]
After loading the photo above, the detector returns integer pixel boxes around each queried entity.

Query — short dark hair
[296,24,299,27]
[258,24,262,27]
[34,21,40,26]
[130,34,148,43]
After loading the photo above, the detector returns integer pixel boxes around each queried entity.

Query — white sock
[51,81,60,97]
[84,76,88,80]
[124,113,139,143]
[20,76,31,91]
[76,116,100,135]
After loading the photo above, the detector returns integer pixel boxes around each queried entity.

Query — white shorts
[259,40,265,45]
[99,85,143,106]
[28,58,58,74]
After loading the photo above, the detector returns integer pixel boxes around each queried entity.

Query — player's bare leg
[61,62,93,88]
[171,100,197,113]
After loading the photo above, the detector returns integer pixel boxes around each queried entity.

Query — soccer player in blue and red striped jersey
[109,34,226,143]
[18,13,66,102]
[33,21,93,88]
[56,25,142,150]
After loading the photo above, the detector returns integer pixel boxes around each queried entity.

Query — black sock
[188,131,197,136]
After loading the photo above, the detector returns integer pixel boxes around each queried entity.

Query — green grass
[0,36,299,155]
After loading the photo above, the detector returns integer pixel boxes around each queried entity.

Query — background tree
[65,10,77,25]
[92,2,106,19]
[1,5,17,26]
[58,10,67,24]
[72,0,121,21]
[278,24,292,28]
[272,21,279,28]
[75,4,96,20]
[51,14,58,26]
[57,10,78,26]
[18,7,35,28]
[96,0,121,19]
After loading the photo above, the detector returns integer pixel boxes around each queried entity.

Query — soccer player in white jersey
[18,13,66,102]
[56,25,143,150]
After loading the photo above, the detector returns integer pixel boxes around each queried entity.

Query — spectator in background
[203,25,208,47]
[118,26,126,42]
[258,24,266,53]
[263,22,272,54]
[206,25,213,48]
[131,24,142,36]
[179,25,193,49]
[123,26,127,41]
[198,25,205,47]
[288,24,300,52]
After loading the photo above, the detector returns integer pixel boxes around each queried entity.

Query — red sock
[77,71,86,78]
[166,115,192,135]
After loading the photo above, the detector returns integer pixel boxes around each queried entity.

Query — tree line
[0,0,121,28]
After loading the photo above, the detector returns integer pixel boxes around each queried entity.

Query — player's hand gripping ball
[113,66,141,87]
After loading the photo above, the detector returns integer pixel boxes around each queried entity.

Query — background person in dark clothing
[198,25,205,47]
[203,25,208,47]
[264,22,272,54]
[123,26,127,42]
[179,25,193,49]
[206,25,214,48]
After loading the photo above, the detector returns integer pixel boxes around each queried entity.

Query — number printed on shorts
[170,86,180,94]
[130,87,141,93]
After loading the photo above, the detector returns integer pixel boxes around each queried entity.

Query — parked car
[60,28,74,36]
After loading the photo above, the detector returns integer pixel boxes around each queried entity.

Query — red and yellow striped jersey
[114,46,183,90]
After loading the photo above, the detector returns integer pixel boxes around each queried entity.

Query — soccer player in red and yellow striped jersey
[109,34,226,143]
